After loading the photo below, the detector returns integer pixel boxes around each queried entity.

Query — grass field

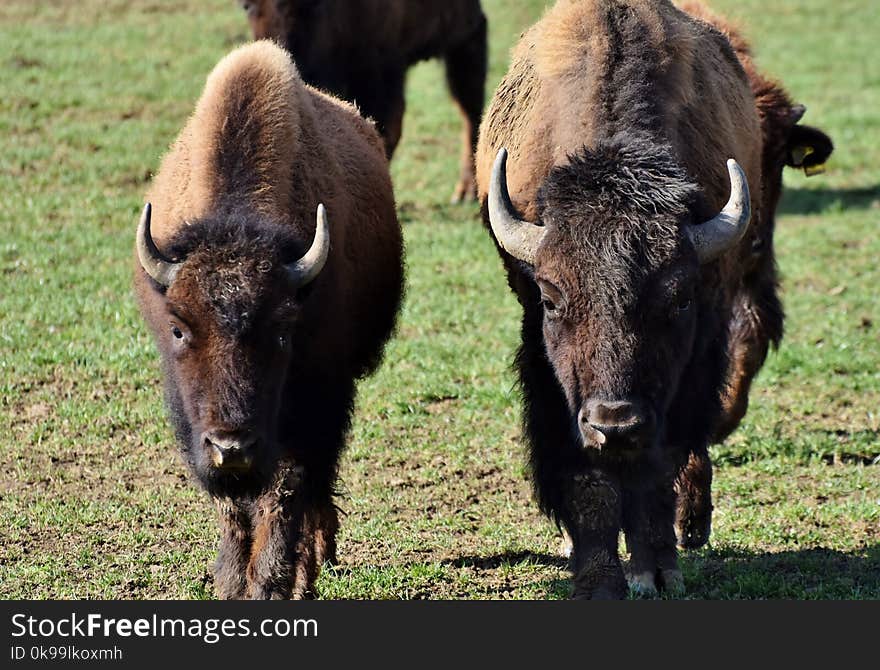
[1,0,877,599]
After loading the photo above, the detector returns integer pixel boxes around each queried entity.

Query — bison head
[238,1,284,41]
[137,203,329,496]
[489,138,750,456]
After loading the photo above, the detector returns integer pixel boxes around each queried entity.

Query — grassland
[0,0,877,599]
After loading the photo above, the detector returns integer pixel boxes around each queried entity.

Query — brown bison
[476,0,832,598]
[134,41,404,599]
[668,0,833,551]
[238,0,488,202]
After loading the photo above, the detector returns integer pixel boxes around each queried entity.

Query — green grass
[1,0,877,600]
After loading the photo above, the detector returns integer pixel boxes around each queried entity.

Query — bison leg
[676,279,781,550]
[313,502,339,567]
[715,280,783,442]
[244,465,307,600]
[380,72,406,160]
[559,527,574,565]
[561,468,627,600]
[653,481,685,595]
[260,378,350,599]
[714,323,768,442]
[213,498,252,600]
[622,487,658,596]
[288,502,339,599]
[624,475,683,596]
[444,13,487,203]
[674,447,714,550]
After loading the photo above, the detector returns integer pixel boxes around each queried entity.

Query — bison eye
[537,280,565,320]
[542,297,566,321]
[676,296,693,313]
[278,334,289,349]
[171,326,184,340]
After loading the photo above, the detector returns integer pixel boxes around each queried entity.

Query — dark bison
[476,0,832,598]
[238,0,488,202]
[134,41,404,599]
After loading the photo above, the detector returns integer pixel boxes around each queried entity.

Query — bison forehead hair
[165,212,302,336]
[537,134,700,269]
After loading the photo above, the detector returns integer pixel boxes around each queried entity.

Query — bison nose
[579,399,653,447]
[203,430,257,470]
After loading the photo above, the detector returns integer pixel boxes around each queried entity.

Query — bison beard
[134,42,403,599]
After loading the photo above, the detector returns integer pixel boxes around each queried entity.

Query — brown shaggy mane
[165,213,304,338]
[539,134,699,222]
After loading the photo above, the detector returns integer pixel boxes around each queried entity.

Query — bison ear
[786,124,834,177]
[239,1,259,18]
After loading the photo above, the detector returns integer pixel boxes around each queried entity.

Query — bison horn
[687,159,752,264]
[286,203,330,288]
[136,203,181,287]
[488,148,547,265]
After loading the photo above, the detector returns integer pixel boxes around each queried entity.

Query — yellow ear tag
[790,144,815,167]
[790,145,825,176]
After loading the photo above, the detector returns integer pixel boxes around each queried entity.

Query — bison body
[668,0,833,548]
[476,0,831,598]
[240,0,488,202]
[134,41,403,599]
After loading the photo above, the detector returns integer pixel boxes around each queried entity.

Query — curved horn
[286,203,330,288]
[488,148,547,265]
[687,159,752,264]
[136,203,181,287]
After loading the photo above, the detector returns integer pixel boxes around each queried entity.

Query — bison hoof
[559,530,574,559]
[571,565,627,600]
[572,584,627,600]
[627,571,658,598]
[658,568,685,596]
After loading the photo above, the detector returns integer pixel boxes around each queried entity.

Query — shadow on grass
[442,550,568,572]
[713,429,880,467]
[778,185,880,216]
[442,551,572,599]
[442,551,571,600]
[681,545,880,599]
[440,546,880,599]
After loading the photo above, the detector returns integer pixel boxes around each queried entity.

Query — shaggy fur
[476,0,830,599]
[240,0,488,202]
[134,41,404,599]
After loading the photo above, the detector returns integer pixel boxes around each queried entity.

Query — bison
[238,0,488,202]
[665,0,833,551]
[476,0,832,598]
[134,40,404,599]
